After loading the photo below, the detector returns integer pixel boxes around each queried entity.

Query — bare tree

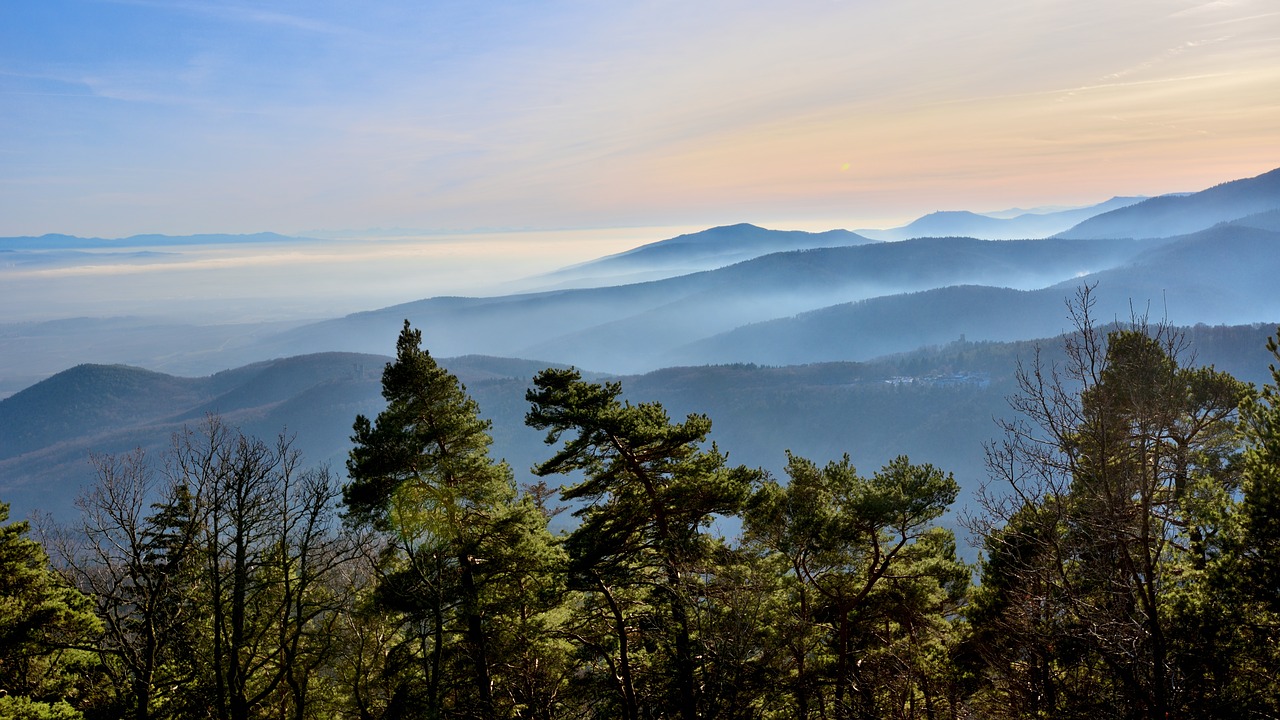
[57,417,362,720]
[968,286,1248,718]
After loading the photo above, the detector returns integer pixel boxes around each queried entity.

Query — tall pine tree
[346,321,565,720]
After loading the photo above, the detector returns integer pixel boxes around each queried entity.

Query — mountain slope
[671,224,1280,366]
[1057,166,1280,239]
[519,236,1157,372]
[0,352,575,520]
[858,197,1143,241]
[255,235,1159,374]
[527,223,876,288]
[5,324,1277,538]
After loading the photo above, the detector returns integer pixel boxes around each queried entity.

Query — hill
[252,235,1160,374]
[526,223,877,289]
[1056,166,1280,239]
[5,323,1277,532]
[671,224,1280,366]
[858,197,1143,241]
[4,166,1277,401]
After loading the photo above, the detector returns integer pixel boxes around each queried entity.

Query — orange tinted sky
[2,0,1277,237]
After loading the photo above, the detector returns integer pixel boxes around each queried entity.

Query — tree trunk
[459,554,495,717]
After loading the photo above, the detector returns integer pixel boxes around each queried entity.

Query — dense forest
[3,291,1280,720]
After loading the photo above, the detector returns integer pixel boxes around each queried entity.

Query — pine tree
[346,321,565,720]
[744,453,966,718]
[526,367,757,720]
[0,502,101,719]
[971,288,1250,718]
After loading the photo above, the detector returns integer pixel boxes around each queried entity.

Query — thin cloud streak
[1,0,1277,236]
[100,0,356,36]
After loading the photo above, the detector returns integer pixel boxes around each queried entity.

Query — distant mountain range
[256,235,1160,373]
[2,166,1276,385]
[225,165,1280,373]
[857,196,1144,241]
[3,164,1280,525]
[527,223,877,289]
[5,324,1276,526]
[673,222,1280,366]
[1056,167,1280,239]
[3,166,1278,388]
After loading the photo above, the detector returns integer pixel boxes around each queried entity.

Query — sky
[2,0,1279,238]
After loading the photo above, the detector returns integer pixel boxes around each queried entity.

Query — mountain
[671,224,1280,366]
[526,223,877,289]
[1056,166,1280,239]
[5,324,1277,539]
[857,197,1143,241]
[519,236,1159,372]
[249,235,1161,375]
[4,167,1276,399]
[0,352,577,522]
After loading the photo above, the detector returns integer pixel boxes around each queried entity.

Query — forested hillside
[3,166,1280,718]
[5,306,1280,719]
[5,320,1277,529]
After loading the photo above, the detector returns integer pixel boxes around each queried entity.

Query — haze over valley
[4,165,1280,526]
[8,3,1280,715]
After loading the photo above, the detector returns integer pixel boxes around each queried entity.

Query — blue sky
[3,0,1278,237]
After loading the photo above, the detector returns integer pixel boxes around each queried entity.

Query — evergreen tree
[744,453,967,719]
[1241,328,1280,613]
[971,288,1250,718]
[1232,327,1280,714]
[526,367,758,720]
[0,502,101,719]
[346,321,565,720]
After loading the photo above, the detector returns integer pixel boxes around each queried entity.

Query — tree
[175,419,355,720]
[1231,327,1280,715]
[54,419,358,720]
[970,288,1250,718]
[53,450,203,720]
[345,321,565,720]
[0,502,101,719]
[1241,328,1280,612]
[743,453,967,719]
[525,367,758,720]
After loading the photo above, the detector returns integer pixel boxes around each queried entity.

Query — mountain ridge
[525,223,877,289]
[5,323,1277,527]
[1056,166,1280,239]
[857,196,1144,241]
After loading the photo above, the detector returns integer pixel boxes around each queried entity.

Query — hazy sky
[3,0,1278,237]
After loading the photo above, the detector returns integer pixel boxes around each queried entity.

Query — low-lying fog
[0,227,691,324]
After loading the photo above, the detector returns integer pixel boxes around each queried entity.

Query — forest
[3,291,1280,720]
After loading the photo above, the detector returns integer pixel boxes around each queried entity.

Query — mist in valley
[5,166,1280,529]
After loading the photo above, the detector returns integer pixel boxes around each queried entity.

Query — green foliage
[347,321,567,719]
[0,695,83,720]
[20,308,1280,719]
[527,366,759,720]
[1227,327,1280,715]
[970,289,1259,719]
[744,453,967,718]
[0,503,100,714]
[1242,329,1280,610]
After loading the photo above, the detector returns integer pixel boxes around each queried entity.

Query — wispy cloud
[3,0,1278,236]
[100,0,354,36]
